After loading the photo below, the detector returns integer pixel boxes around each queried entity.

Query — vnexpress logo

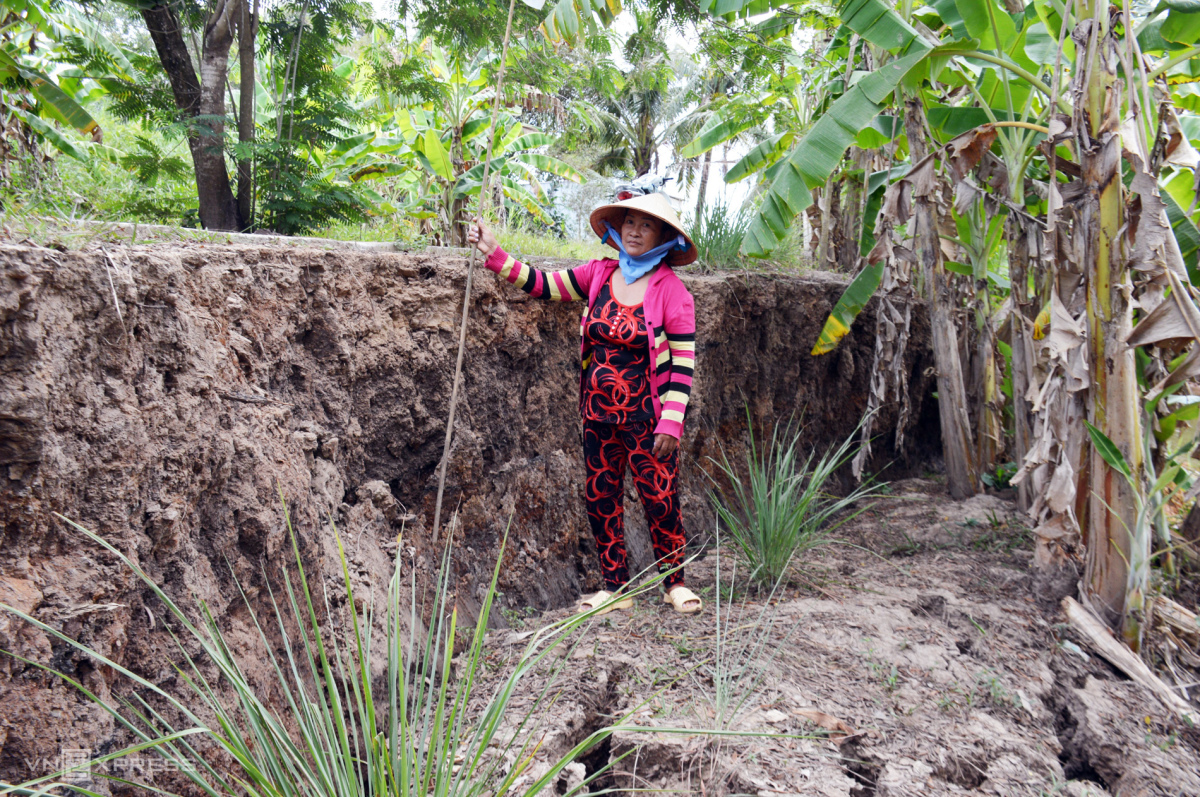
[59,748,92,784]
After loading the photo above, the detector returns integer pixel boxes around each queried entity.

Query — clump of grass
[709,410,885,589]
[688,201,750,271]
[0,502,671,797]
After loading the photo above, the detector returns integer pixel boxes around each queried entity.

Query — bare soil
[5,240,1195,796]
[0,241,936,786]
[472,482,1200,796]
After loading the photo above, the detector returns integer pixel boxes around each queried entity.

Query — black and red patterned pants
[583,419,687,591]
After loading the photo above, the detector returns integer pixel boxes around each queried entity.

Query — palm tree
[579,11,696,178]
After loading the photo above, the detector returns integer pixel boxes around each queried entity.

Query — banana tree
[1,0,101,167]
[825,0,1200,647]
[387,45,582,244]
[396,111,581,243]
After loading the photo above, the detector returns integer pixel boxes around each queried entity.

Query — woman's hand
[652,434,678,460]
[467,217,498,257]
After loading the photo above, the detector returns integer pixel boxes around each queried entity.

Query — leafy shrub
[709,411,884,588]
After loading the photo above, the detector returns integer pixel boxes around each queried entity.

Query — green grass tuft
[708,410,885,589]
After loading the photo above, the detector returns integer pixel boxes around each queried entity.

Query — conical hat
[589,192,697,267]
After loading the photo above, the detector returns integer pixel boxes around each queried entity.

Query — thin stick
[102,249,128,339]
[431,0,519,545]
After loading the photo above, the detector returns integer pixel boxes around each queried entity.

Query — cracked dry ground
[468,480,1200,797]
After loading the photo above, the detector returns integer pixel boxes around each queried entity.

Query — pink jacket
[484,246,696,439]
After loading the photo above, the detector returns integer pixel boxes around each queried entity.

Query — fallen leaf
[792,708,855,742]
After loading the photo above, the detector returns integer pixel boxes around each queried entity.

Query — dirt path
[470,481,1200,796]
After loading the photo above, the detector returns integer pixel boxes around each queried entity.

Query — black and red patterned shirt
[581,278,655,424]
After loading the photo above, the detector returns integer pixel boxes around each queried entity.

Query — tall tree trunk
[1008,216,1036,511]
[141,2,242,231]
[906,101,978,499]
[237,0,257,231]
[695,148,712,220]
[1077,2,1144,643]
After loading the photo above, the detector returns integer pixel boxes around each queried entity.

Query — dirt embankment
[0,242,936,782]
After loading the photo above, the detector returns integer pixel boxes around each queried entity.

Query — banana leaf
[513,152,583,182]
[680,114,758,158]
[420,129,453,180]
[725,131,793,183]
[1163,189,1200,283]
[811,261,885,355]
[508,132,555,151]
[9,105,90,162]
[926,105,1005,137]
[838,0,930,53]
[539,0,620,43]
[0,47,99,136]
[740,0,932,256]
[1162,0,1200,44]
[854,114,901,148]
[859,165,907,255]
[741,45,930,256]
[1085,420,1133,479]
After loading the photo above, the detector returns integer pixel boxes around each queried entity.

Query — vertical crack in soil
[1047,658,1113,791]
[565,664,626,794]
[839,738,881,797]
[572,736,614,794]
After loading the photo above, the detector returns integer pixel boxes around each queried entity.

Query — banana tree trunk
[1076,2,1145,643]
[816,180,836,269]
[835,146,871,270]
[906,102,978,499]
[448,124,467,246]
[1008,216,1035,511]
[975,319,1001,472]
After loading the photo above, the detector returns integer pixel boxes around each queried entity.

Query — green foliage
[257,147,374,235]
[412,0,547,51]
[688,200,749,270]
[708,409,885,589]
[810,262,884,355]
[569,11,700,178]
[1085,420,1133,479]
[117,134,188,185]
[5,109,197,223]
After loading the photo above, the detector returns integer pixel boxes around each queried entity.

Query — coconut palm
[575,11,698,178]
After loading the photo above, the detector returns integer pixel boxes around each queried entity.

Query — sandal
[664,585,702,614]
[578,590,633,616]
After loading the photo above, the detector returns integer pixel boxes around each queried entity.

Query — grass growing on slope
[0,501,678,797]
[708,411,884,589]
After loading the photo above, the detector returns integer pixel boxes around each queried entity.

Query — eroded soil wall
[0,243,936,781]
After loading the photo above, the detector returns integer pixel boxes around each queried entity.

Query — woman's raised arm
[469,218,591,303]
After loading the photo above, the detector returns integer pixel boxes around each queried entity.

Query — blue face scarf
[601,221,691,284]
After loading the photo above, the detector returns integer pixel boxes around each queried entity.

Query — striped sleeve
[484,246,586,302]
[654,292,696,440]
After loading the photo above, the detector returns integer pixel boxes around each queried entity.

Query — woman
[468,191,701,615]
